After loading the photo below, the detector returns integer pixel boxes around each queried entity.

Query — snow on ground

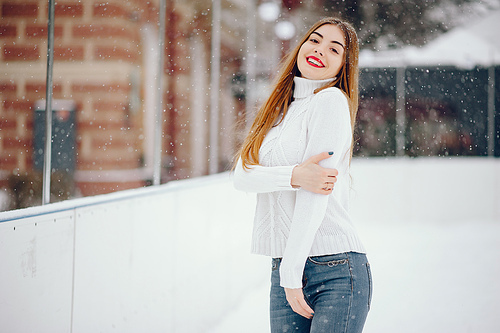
[211,158,500,333]
[358,219,500,333]
[211,219,500,333]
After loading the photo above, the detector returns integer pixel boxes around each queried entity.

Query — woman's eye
[330,48,339,54]
[309,38,319,43]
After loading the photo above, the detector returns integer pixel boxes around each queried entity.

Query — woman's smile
[306,56,324,68]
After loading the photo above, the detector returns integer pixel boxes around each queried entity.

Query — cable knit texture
[233,76,366,288]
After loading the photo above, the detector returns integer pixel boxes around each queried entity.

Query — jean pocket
[366,262,373,310]
[308,253,348,267]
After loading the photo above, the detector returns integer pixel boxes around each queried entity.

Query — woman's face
[297,24,345,80]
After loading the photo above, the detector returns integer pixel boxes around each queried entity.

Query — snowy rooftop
[360,10,500,68]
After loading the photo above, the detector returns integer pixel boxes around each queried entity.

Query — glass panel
[355,67,494,157]
[405,67,489,157]
[356,68,397,157]
[494,67,500,158]
[0,0,249,211]
[1,1,161,210]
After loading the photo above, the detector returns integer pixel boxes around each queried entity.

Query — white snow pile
[360,10,500,68]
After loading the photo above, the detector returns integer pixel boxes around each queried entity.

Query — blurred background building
[1,0,499,210]
[0,0,246,209]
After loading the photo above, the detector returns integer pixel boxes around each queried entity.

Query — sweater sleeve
[233,157,298,193]
[279,88,352,288]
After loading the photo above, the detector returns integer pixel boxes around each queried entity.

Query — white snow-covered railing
[0,172,264,333]
[0,158,498,333]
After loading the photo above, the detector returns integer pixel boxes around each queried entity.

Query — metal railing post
[395,67,406,156]
[42,0,55,205]
[209,0,221,174]
[245,0,257,132]
[487,65,496,157]
[153,0,167,185]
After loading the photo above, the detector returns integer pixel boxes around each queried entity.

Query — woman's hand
[291,152,338,194]
[285,287,314,319]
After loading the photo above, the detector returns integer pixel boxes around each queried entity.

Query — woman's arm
[279,88,352,288]
[233,153,338,194]
[233,158,296,193]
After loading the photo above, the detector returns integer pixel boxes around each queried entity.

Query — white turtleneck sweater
[233,77,366,289]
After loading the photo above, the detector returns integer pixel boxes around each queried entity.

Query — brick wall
[0,0,155,199]
[0,0,243,208]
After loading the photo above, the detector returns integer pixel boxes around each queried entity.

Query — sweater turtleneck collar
[293,76,335,99]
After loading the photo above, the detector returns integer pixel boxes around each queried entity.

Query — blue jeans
[270,252,372,333]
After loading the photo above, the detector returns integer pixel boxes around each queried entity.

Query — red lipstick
[306,56,325,68]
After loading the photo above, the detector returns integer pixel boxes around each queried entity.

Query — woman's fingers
[294,297,314,319]
[304,153,338,191]
[291,154,339,194]
[285,288,314,319]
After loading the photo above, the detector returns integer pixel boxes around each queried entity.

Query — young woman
[233,17,371,332]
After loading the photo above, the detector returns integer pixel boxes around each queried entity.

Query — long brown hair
[238,17,359,170]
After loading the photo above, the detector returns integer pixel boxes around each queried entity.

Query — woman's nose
[314,48,323,56]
